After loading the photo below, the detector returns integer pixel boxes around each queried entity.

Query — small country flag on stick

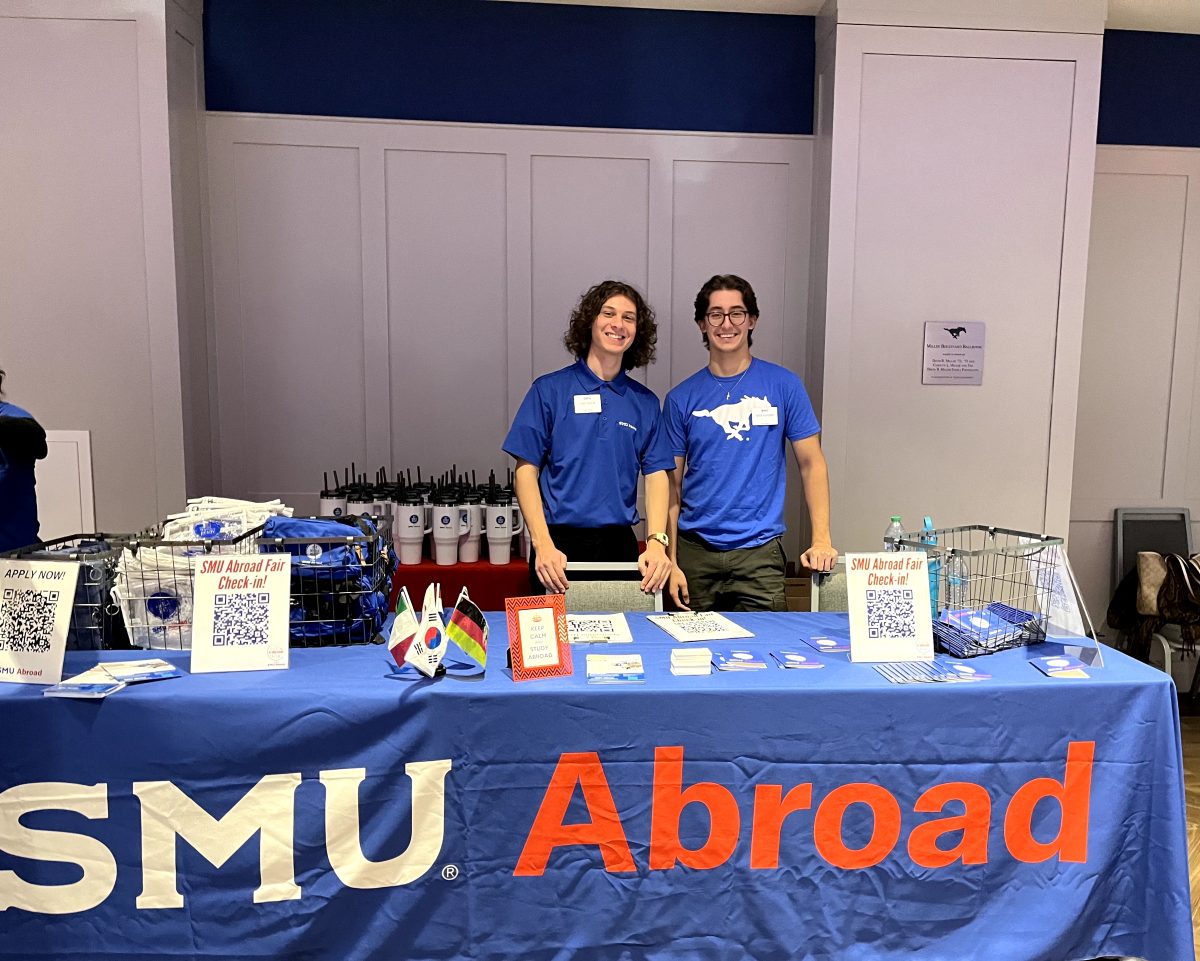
[388,585,420,668]
[405,583,446,677]
[446,586,488,666]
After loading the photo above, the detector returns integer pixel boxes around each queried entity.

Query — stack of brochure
[44,658,182,699]
[933,603,1042,657]
[711,647,768,670]
[671,647,712,676]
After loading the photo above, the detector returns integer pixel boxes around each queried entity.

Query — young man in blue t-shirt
[664,275,837,611]
[503,280,675,596]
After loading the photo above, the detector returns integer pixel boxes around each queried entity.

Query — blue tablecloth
[0,612,1191,961]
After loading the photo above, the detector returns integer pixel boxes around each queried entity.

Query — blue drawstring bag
[259,515,393,646]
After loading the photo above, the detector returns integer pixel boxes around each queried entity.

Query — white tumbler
[486,504,524,565]
[396,506,432,565]
[431,507,463,566]
[458,504,483,563]
[319,495,347,519]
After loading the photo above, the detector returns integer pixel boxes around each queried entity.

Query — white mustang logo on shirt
[692,395,772,442]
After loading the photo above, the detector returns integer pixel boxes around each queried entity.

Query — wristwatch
[647,532,670,549]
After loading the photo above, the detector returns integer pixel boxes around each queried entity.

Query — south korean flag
[405,583,446,677]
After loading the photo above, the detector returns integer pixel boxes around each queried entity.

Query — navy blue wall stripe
[1099,30,1200,148]
[204,0,815,135]
[206,5,1200,148]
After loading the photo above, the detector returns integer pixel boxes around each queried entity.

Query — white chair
[562,561,663,613]
[810,557,848,612]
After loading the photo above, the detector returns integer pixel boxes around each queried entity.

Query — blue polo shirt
[503,360,675,527]
[664,358,819,550]
[0,401,43,553]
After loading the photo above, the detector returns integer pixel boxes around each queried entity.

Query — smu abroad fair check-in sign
[923,321,985,385]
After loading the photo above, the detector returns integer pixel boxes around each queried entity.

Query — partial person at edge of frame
[502,280,675,597]
[0,367,49,554]
[664,274,837,612]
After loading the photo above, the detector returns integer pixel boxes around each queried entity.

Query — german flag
[446,587,488,666]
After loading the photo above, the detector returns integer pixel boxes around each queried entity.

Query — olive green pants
[675,532,787,612]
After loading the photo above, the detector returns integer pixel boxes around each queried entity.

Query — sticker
[574,393,602,414]
[751,405,779,426]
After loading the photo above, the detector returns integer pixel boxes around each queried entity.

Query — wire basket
[896,525,1064,657]
[114,526,263,650]
[113,514,395,650]
[256,514,395,647]
[1,534,132,650]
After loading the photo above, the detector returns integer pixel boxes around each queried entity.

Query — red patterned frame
[505,594,572,682]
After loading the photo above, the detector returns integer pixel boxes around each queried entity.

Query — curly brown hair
[562,280,657,371]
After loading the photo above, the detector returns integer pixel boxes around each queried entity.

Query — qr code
[212,593,271,646]
[0,588,61,653]
[865,589,916,639]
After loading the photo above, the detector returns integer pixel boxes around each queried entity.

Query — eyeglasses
[704,308,750,327]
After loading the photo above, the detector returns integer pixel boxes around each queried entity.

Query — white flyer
[567,613,633,643]
[846,552,934,662]
[647,612,753,642]
[190,554,290,674]
[0,559,80,685]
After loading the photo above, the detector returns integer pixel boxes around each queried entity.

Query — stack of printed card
[585,653,645,684]
[671,647,712,676]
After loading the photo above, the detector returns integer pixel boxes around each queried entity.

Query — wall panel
[168,3,216,499]
[386,149,508,481]
[1070,146,1200,624]
[223,142,367,501]
[0,9,184,532]
[530,156,649,381]
[206,115,813,539]
[812,26,1101,561]
[1073,172,1185,506]
[669,161,792,383]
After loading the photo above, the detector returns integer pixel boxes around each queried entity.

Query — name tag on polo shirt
[752,405,779,426]
[574,394,602,414]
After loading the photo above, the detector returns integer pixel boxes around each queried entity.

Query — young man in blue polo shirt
[503,280,675,596]
[665,275,837,611]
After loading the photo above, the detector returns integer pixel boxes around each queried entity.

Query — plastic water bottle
[921,517,940,618]
[945,553,970,610]
[884,516,904,551]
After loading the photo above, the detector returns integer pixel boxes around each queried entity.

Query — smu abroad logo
[0,761,452,915]
[1,742,1097,916]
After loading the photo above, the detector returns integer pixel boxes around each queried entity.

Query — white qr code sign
[0,559,80,685]
[190,554,290,674]
[845,552,933,663]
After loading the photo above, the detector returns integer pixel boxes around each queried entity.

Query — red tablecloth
[389,555,532,612]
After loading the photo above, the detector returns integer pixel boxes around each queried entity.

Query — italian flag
[388,585,420,668]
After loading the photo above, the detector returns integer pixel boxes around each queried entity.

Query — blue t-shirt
[664,358,819,550]
[503,360,676,528]
[0,401,42,553]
